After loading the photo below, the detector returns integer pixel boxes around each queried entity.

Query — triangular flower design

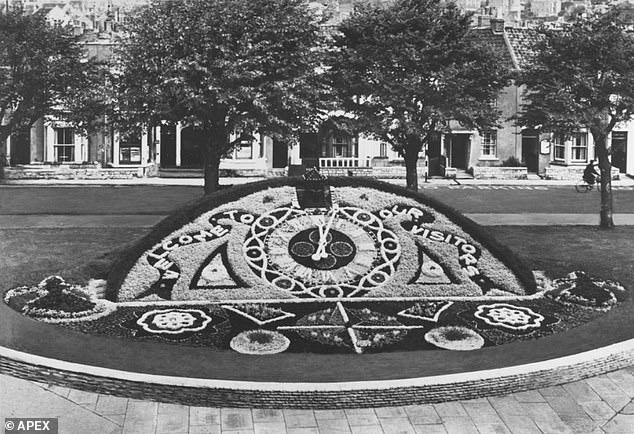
[398,301,454,322]
[222,304,295,326]
[416,253,452,284]
[192,246,240,289]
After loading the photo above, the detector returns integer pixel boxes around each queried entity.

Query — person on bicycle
[583,160,600,186]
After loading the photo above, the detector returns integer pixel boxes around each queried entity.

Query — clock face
[244,206,401,298]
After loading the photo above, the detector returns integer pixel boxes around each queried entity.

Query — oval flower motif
[425,326,484,351]
[137,308,212,334]
[230,329,290,355]
[474,303,544,331]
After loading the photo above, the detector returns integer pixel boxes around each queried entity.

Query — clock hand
[311,220,326,261]
[312,205,339,260]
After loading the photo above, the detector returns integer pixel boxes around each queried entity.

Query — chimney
[491,18,505,34]
[478,15,491,27]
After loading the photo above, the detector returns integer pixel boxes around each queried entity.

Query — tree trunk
[404,151,419,191]
[202,121,226,195]
[0,126,9,148]
[204,153,221,195]
[0,126,10,178]
[593,131,614,229]
[404,136,423,191]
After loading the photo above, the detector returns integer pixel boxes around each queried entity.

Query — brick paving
[1,367,634,434]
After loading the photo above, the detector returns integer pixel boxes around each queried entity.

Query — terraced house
[466,17,632,180]
[2,1,633,180]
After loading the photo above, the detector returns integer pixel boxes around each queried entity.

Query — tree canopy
[328,0,509,190]
[516,6,634,228]
[115,0,330,193]
[0,8,93,150]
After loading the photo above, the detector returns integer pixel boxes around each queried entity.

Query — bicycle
[575,178,601,193]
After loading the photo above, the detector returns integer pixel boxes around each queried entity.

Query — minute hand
[312,205,339,260]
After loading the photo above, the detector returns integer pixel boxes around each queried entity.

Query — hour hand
[312,226,329,260]
[311,206,338,261]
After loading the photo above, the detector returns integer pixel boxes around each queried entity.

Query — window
[54,127,75,163]
[380,143,388,158]
[332,134,351,157]
[480,130,497,157]
[554,137,566,160]
[236,139,253,159]
[119,133,142,164]
[571,133,587,162]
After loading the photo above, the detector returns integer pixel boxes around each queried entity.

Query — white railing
[319,157,372,168]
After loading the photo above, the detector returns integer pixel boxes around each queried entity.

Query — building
[530,0,563,17]
[2,2,633,180]
[303,17,633,180]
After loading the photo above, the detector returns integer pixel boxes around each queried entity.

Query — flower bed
[4,277,116,323]
[425,326,485,351]
[3,271,622,354]
[547,271,620,310]
[230,329,290,355]
[2,179,629,355]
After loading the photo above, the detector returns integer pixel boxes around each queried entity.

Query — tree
[115,0,329,194]
[328,0,509,190]
[0,8,93,154]
[516,7,634,228]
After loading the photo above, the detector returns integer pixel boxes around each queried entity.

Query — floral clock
[4,179,627,355]
[115,179,534,302]
[97,178,551,353]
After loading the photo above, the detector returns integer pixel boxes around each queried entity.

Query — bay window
[119,132,142,164]
[54,128,75,163]
[571,133,587,162]
[554,137,566,161]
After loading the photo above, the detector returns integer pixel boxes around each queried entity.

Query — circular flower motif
[549,271,622,309]
[137,309,212,334]
[230,329,290,355]
[425,326,484,351]
[474,303,544,331]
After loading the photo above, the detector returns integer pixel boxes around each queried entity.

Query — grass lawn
[490,225,634,284]
[0,228,146,289]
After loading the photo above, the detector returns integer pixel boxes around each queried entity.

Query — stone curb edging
[1,339,633,408]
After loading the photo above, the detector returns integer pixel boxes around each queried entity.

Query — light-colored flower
[230,330,290,355]
[425,326,484,351]
[137,308,212,334]
[474,303,544,331]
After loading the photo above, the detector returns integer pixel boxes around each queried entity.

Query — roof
[505,27,543,69]
[468,25,544,70]
[468,27,516,69]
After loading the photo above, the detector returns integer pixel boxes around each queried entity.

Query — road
[1,184,633,215]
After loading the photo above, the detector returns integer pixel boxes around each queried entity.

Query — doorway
[11,129,31,164]
[522,130,540,173]
[272,139,289,168]
[160,125,176,168]
[612,132,627,173]
[180,127,204,168]
[299,133,320,169]
[448,134,470,170]
[427,132,443,176]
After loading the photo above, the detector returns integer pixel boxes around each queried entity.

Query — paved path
[2,368,634,434]
[2,213,634,229]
